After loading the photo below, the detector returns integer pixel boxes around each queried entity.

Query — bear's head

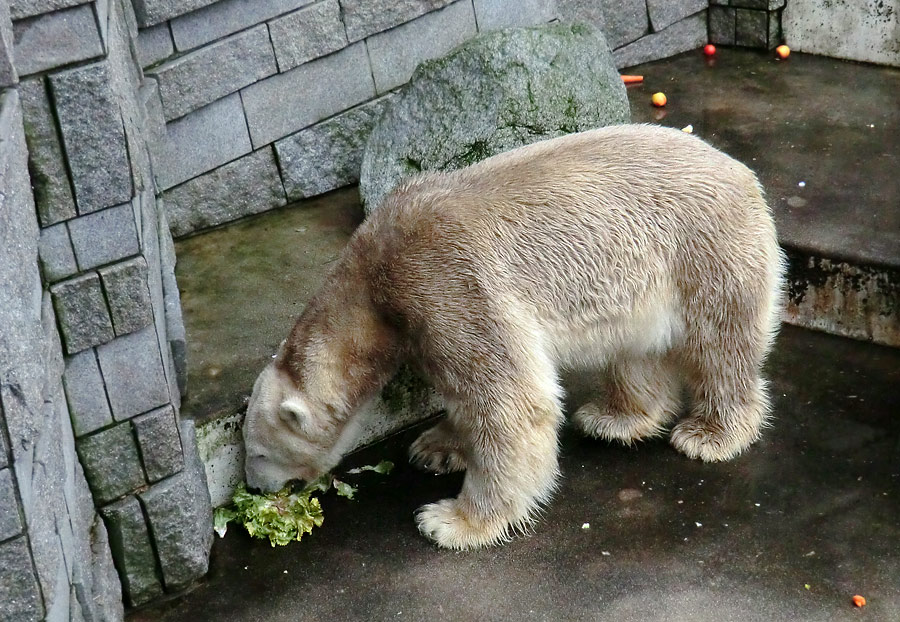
[242,362,354,492]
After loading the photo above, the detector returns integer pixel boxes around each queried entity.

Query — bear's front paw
[409,425,467,474]
[415,499,508,550]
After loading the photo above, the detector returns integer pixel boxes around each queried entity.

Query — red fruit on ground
[704,44,716,56]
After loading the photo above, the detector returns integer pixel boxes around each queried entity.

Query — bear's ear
[278,398,308,432]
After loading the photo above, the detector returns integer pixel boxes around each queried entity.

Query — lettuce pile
[213,460,393,547]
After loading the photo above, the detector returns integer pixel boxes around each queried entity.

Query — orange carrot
[852,595,866,608]
[621,75,644,84]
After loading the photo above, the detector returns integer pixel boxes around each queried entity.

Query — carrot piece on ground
[852,595,866,608]
[621,75,644,84]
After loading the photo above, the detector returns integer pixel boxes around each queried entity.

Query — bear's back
[358,125,777,329]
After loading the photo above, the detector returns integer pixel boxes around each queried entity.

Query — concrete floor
[133,325,900,622]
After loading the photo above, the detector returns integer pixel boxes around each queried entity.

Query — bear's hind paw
[573,402,670,445]
[670,416,761,462]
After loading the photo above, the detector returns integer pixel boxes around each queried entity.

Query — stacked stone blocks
[710,0,785,49]
[3,0,212,618]
[126,0,787,238]
[1,76,123,621]
[137,0,569,237]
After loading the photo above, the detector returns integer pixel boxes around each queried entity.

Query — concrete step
[625,48,899,346]
[176,49,900,508]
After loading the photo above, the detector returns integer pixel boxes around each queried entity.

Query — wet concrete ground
[626,48,899,269]
[134,325,900,622]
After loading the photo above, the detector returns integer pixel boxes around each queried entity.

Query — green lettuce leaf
[216,459,394,546]
[228,483,325,547]
[213,507,237,538]
[332,478,357,500]
[346,460,394,475]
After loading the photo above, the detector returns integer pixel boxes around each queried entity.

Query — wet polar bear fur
[243,124,785,550]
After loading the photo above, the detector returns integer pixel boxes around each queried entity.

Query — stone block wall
[709,0,784,49]
[134,0,781,239]
[2,0,212,618]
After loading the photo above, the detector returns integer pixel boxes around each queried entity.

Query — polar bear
[242,124,785,550]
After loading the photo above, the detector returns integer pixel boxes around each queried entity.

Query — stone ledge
[784,249,900,348]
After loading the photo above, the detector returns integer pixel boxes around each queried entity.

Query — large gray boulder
[360,23,631,212]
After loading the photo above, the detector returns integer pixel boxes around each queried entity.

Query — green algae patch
[214,461,394,546]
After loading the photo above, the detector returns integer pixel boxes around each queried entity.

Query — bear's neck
[279,256,401,419]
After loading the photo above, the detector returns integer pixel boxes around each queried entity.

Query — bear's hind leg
[409,418,467,474]
[573,355,680,445]
[670,321,771,462]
